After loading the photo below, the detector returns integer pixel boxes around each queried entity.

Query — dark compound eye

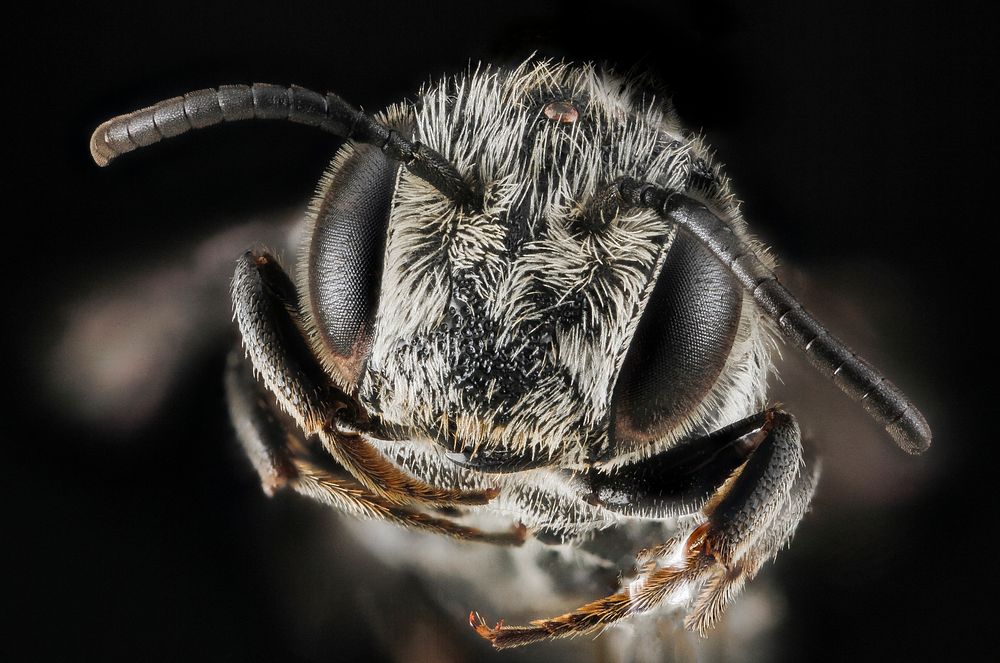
[301,145,397,387]
[543,101,579,124]
[609,233,743,454]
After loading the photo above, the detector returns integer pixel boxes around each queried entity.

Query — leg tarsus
[472,525,713,649]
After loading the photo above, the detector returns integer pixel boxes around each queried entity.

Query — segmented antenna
[89,84,471,204]
[611,178,931,454]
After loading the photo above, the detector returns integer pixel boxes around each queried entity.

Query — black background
[8,1,996,661]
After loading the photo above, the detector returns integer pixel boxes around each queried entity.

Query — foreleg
[225,350,525,545]
[230,250,498,507]
[472,409,815,647]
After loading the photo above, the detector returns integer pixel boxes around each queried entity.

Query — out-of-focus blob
[48,215,301,434]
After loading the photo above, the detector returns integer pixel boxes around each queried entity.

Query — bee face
[306,62,771,472]
[87,56,928,653]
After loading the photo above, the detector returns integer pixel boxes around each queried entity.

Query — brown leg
[225,349,525,546]
[472,410,816,648]
[292,458,525,545]
[318,427,498,507]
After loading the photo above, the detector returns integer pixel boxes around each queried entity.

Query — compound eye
[609,232,743,454]
[543,101,579,124]
[301,144,397,388]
